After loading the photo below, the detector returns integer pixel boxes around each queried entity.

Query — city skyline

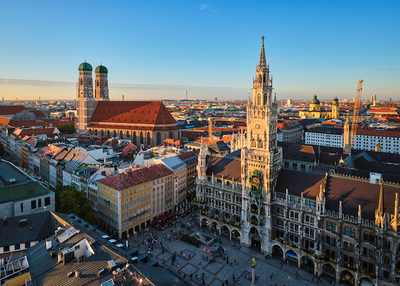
[0,1,399,101]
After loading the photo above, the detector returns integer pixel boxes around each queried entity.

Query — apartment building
[97,164,172,239]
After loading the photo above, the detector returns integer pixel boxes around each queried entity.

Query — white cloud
[199,4,209,10]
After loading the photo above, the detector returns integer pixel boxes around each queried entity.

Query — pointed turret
[258,36,267,69]
[377,180,384,216]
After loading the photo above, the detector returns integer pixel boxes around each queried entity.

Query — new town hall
[195,37,400,286]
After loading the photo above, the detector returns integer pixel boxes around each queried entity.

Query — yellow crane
[351,79,363,148]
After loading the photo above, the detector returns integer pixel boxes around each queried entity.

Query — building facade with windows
[76,62,181,145]
[97,164,172,239]
[305,126,400,154]
[195,38,400,285]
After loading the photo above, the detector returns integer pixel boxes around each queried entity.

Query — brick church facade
[76,62,180,146]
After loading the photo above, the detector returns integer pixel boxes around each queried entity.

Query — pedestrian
[270,273,273,280]
[232,274,235,281]
[286,260,289,266]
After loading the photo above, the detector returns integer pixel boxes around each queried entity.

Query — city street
[127,212,335,286]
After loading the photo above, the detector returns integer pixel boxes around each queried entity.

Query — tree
[59,123,76,134]
[54,184,96,225]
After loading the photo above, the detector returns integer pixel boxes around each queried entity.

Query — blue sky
[0,0,399,101]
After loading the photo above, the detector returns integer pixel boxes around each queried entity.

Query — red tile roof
[0,116,12,126]
[0,105,27,115]
[11,127,59,139]
[31,110,47,117]
[356,128,400,138]
[177,151,198,166]
[194,138,221,144]
[98,164,173,191]
[89,101,177,126]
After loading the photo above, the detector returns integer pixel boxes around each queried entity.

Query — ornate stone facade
[195,38,400,286]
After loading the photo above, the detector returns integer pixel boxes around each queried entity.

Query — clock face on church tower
[253,122,262,132]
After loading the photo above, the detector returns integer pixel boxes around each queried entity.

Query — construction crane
[351,79,363,148]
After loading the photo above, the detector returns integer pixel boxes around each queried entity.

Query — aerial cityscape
[0,1,399,286]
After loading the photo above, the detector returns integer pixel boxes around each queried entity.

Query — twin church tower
[76,62,109,132]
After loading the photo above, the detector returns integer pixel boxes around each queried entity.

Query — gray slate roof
[0,212,56,247]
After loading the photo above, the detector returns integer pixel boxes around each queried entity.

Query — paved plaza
[126,212,337,286]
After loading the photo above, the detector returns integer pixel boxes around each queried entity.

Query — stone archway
[211,221,219,232]
[340,270,355,285]
[249,227,261,250]
[220,225,230,237]
[201,217,209,228]
[286,249,298,266]
[272,244,283,259]
[300,255,314,273]
[231,229,240,241]
[322,263,336,278]
[359,277,374,286]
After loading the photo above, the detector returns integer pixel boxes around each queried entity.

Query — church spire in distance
[258,36,267,69]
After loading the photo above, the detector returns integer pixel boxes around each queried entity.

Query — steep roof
[276,169,326,199]
[98,164,172,191]
[0,212,55,247]
[206,156,242,183]
[284,144,316,163]
[276,169,400,220]
[0,105,27,116]
[177,151,198,166]
[89,101,177,126]
[11,127,59,139]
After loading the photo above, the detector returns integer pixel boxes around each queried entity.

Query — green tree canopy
[54,184,95,225]
[59,123,76,134]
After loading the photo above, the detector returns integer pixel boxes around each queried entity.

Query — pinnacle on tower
[258,36,267,69]
[377,180,384,216]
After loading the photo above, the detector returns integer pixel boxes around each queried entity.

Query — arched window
[257,95,261,105]
[113,130,117,138]
[384,255,390,266]
[157,132,162,145]
[107,130,110,138]
[101,130,104,136]
[140,132,143,144]
[94,129,98,136]
[332,222,337,233]
[350,227,355,238]
[169,131,173,139]
[133,131,137,144]
[97,80,99,86]
[363,231,369,241]
[147,132,151,145]
[80,78,83,85]
[120,131,123,138]
[326,221,331,231]
[344,226,349,236]
[126,131,129,138]
[370,233,375,245]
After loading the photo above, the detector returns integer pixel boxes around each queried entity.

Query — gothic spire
[258,36,267,69]
[378,179,384,216]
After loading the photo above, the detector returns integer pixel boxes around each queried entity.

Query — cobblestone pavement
[127,214,336,286]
